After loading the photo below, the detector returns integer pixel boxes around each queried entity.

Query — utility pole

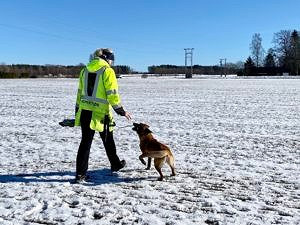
[184,48,194,78]
[219,58,227,77]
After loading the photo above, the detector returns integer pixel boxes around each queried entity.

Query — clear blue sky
[0,0,299,72]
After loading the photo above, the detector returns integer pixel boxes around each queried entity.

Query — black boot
[111,160,126,172]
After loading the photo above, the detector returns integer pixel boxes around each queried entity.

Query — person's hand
[124,111,132,120]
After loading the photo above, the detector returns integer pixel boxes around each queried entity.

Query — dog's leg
[154,157,165,181]
[166,154,176,176]
[146,157,151,170]
[139,154,147,165]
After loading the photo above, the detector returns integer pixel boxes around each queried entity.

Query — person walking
[74,48,131,182]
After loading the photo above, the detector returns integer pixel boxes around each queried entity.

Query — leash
[59,119,135,129]
[117,125,133,129]
[116,120,138,129]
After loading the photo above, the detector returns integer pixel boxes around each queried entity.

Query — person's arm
[103,68,131,120]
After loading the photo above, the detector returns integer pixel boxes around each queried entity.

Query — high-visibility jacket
[75,58,122,132]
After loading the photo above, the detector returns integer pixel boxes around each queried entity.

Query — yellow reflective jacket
[75,58,122,132]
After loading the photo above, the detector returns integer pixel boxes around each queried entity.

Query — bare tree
[250,33,264,67]
[272,30,292,68]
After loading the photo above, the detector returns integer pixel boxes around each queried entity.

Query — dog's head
[132,123,152,136]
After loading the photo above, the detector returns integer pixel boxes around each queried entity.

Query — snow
[0,77,299,225]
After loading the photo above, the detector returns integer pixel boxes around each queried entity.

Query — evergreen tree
[245,57,255,67]
[264,48,276,67]
[244,57,255,76]
[290,30,300,74]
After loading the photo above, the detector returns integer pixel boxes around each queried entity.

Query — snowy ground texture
[0,77,299,225]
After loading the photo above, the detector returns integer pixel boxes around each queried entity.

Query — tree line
[245,29,300,75]
[0,64,133,78]
[148,64,242,75]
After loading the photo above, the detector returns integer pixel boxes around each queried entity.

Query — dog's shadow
[0,169,145,186]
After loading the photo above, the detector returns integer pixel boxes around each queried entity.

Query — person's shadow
[0,169,144,186]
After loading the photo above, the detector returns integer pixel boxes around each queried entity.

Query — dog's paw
[157,177,163,181]
[145,166,151,170]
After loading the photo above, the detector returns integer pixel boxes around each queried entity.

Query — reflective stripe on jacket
[75,58,122,132]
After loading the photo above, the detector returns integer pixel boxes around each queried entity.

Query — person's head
[93,48,115,66]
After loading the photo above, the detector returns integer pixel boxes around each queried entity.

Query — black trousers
[76,110,121,176]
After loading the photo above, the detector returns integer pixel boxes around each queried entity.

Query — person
[74,48,131,182]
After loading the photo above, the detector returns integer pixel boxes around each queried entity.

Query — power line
[0,23,97,47]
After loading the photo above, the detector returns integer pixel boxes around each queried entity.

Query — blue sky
[0,0,299,71]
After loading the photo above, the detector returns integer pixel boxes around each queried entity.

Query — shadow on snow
[0,169,144,185]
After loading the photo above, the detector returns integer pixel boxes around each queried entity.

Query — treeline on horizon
[0,64,132,78]
[148,64,241,75]
[0,63,239,78]
[1,29,299,78]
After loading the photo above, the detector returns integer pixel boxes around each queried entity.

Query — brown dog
[132,123,175,181]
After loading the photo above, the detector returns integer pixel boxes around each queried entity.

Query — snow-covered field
[0,77,299,225]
